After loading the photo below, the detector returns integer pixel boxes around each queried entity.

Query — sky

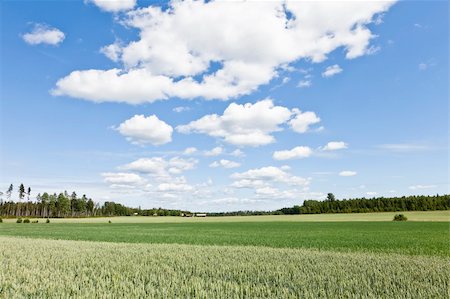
[0,0,448,212]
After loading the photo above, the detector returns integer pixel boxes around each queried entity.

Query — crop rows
[1,236,448,298]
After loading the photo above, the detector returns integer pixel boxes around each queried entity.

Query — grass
[1,236,448,298]
[2,212,448,297]
[1,210,448,223]
[1,221,448,256]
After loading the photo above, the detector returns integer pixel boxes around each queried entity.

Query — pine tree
[18,184,25,201]
[6,184,13,200]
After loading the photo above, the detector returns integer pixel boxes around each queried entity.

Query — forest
[278,193,449,215]
[1,184,448,218]
[0,184,187,218]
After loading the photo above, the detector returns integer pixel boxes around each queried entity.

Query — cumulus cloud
[322,64,343,77]
[117,114,173,146]
[231,166,309,187]
[100,42,122,62]
[289,109,321,133]
[209,159,241,169]
[53,0,395,103]
[204,147,224,156]
[157,176,193,192]
[87,0,136,12]
[183,147,197,155]
[230,149,245,157]
[273,146,313,160]
[173,106,191,113]
[366,191,377,196]
[322,141,348,151]
[178,99,320,147]
[339,170,357,177]
[297,80,312,88]
[122,156,197,176]
[22,24,65,46]
[102,172,145,185]
[408,184,437,190]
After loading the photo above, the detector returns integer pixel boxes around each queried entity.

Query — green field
[0,221,449,256]
[1,212,449,297]
[1,237,448,298]
[2,210,448,223]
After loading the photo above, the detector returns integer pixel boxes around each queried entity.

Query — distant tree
[49,194,57,217]
[86,198,94,216]
[18,184,25,201]
[70,192,77,216]
[327,193,336,202]
[393,214,408,221]
[41,192,49,217]
[27,187,31,201]
[6,184,13,200]
[57,193,70,217]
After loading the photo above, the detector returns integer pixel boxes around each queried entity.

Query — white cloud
[109,184,136,189]
[322,64,343,77]
[122,156,197,176]
[408,184,437,190]
[22,24,65,46]
[209,197,262,205]
[378,143,431,152]
[87,0,136,12]
[122,157,167,175]
[167,157,198,174]
[53,0,396,103]
[297,80,312,88]
[209,159,241,169]
[230,149,245,157]
[339,170,357,177]
[289,109,321,133]
[204,146,224,156]
[173,106,191,113]
[273,146,313,160]
[231,166,309,187]
[178,99,319,147]
[117,114,173,146]
[322,141,348,151]
[183,147,197,155]
[366,191,377,196]
[51,69,172,104]
[100,42,122,62]
[157,177,193,192]
[418,60,436,71]
[102,172,145,185]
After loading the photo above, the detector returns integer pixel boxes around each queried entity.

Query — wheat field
[1,236,448,298]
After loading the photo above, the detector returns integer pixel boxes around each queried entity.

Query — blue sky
[0,0,448,212]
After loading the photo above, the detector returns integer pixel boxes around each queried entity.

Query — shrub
[46,218,50,223]
[32,220,39,223]
[108,220,112,224]
[16,218,23,223]
[393,214,407,221]
[0,218,3,223]
[23,218,31,223]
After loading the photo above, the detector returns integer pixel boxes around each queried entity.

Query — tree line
[204,193,449,216]
[1,184,448,218]
[0,184,188,218]
[277,193,449,215]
